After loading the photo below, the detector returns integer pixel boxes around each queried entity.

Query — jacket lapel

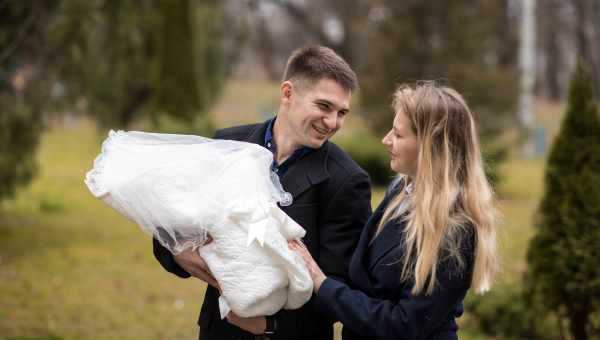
[349,187,405,293]
[242,120,330,200]
[367,218,403,272]
[348,196,388,293]
[244,121,268,145]
[279,142,330,200]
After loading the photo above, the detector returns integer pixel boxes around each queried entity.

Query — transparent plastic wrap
[85,130,312,318]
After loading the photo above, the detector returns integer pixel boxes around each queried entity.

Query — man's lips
[312,124,331,135]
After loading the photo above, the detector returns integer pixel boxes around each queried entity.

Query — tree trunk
[572,0,600,99]
[540,0,562,100]
[588,0,600,99]
[119,86,151,128]
[519,0,536,155]
[568,305,589,340]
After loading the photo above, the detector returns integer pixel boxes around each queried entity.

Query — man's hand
[173,235,219,289]
[225,312,266,335]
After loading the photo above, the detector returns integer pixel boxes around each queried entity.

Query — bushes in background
[334,133,393,186]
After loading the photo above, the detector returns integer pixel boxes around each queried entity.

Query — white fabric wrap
[84,130,312,318]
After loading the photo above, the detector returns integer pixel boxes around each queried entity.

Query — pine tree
[526,62,600,340]
[153,0,223,135]
[0,102,40,203]
[155,0,201,123]
[0,2,45,203]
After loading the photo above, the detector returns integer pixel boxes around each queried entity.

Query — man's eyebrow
[315,99,334,106]
[314,99,350,115]
[316,99,350,112]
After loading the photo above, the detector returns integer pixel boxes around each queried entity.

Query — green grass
[0,120,206,340]
[0,81,563,339]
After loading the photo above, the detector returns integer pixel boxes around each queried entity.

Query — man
[153,45,372,339]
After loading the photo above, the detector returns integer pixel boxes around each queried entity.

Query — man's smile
[312,124,331,135]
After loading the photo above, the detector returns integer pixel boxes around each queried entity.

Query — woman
[290,82,498,340]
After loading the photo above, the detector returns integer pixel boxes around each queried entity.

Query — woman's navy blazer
[315,183,475,340]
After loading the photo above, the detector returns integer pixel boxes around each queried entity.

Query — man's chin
[306,137,328,149]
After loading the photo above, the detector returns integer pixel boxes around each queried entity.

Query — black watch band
[264,315,277,336]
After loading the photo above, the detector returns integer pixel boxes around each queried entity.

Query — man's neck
[272,117,299,164]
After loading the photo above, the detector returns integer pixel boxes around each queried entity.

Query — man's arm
[153,238,190,278]
[152,237,219,287]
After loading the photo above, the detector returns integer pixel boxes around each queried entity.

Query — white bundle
[84,130,313,318]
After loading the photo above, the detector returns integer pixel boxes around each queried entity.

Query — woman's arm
[316,274,469,340]
[290,239,472,340]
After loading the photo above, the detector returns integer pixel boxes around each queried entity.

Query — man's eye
[317,103,330,110]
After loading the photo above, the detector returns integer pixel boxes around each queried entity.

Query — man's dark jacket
[153,120,372,339]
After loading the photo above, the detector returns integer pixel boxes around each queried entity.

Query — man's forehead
[308,80,351,107]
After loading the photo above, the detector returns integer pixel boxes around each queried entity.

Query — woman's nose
[382,131,391,145]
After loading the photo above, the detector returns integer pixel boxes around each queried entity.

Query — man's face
[282,78,351,149]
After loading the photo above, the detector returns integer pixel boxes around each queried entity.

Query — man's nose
[322,114,337,130]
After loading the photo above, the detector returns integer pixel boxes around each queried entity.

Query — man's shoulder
[214,123,262,141]
[325,141,369,180]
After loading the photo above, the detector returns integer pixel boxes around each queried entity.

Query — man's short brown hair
[282,45,358,92]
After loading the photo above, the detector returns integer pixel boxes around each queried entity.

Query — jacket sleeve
[274,172,373,338]
[314,251,473,340]
[152,237,191,278]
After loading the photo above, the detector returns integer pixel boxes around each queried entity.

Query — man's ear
[280,81,293,104]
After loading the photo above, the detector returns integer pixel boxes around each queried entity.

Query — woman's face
[382,111,419,177]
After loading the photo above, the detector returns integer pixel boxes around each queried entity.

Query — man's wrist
[264,315,277,335]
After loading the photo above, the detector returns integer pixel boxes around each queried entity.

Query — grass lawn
[0,80,564,339]
[0,120,205,340]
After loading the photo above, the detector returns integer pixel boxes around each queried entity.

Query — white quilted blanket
[84,130,313,318]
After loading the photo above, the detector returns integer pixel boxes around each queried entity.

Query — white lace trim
[84,130,122,198]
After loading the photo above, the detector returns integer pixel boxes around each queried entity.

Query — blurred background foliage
[1,0,599,339]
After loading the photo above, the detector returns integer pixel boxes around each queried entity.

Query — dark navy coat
[315,183,475,340]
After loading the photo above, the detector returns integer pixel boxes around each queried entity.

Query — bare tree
[538,0,562,100]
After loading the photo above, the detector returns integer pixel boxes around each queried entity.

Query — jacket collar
[244,120,330,200]
[349,186,405,293]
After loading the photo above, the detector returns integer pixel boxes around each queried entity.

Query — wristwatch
[264,315,277,336]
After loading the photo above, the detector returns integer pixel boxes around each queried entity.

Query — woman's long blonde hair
[378,82,498,295]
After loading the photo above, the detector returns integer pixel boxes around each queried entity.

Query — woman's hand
[225,312,266,335]
[288,239,327,292]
